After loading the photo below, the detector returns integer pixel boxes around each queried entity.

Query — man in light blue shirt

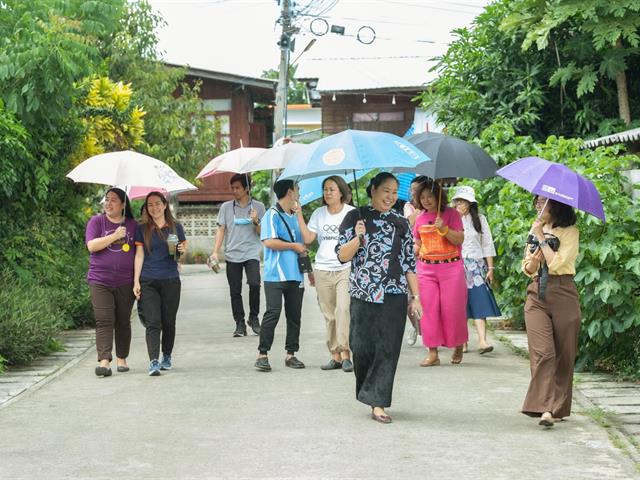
[255,180,307,372]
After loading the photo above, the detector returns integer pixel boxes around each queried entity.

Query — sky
[148,0,491,79]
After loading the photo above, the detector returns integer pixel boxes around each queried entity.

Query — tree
[262,65,308,105]
[0,0,125,204]
[106,1,225,181]
[418,0,640,141]
[502,0,640,126]
[71,76,145,165]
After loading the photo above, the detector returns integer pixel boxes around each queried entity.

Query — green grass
[582,406,640,469]
[495,334,530,360]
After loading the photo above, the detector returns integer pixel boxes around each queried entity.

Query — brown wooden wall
[320,93,418,136]
[178,77,274,203]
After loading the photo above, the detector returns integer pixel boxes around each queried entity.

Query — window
[353,113,379,123]
[352,112,404,123]
[207,114,230,150]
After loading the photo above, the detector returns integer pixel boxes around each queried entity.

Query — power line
[385,0,485,11]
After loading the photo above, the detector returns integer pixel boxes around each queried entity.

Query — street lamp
[284,38,316,137]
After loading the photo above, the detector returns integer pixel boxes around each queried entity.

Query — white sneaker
[406,325,417,346]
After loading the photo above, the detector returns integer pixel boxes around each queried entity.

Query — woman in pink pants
[413,180,468,366]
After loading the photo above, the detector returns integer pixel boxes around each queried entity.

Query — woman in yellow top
[521,195,580,428]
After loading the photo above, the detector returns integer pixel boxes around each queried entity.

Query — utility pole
[274,0,292,144]
[271,0,293,203]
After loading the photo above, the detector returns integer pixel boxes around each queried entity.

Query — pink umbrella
[124,186,188,200]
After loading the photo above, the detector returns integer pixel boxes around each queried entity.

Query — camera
[297,254,313,274]
[527,234,560,253]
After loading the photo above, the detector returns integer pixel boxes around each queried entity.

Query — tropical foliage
[0,0,224,367]
[419,0,640,141]
[72,76,146,164]
[460,122,640,378]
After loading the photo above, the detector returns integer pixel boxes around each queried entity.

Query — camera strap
[271,206,296,243]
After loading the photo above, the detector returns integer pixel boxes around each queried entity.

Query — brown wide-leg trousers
[90,283,135,362]
[522,275,581,418]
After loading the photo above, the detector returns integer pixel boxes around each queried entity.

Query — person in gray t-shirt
[210,174,266,337]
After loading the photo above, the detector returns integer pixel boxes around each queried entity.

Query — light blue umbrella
[298,170,371,206]
[396,172,417,202]
[279,130,430,182]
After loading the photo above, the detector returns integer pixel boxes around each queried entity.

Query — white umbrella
[196,147,267,179]
[67,150,197,192]
[239,142,310,173]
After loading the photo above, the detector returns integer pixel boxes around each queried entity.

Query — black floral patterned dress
[337,207,416,408]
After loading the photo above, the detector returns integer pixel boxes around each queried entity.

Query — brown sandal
[450,345,464,364]
[420,355,440,367]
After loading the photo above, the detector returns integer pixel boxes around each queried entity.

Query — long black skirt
[349,294,408,408]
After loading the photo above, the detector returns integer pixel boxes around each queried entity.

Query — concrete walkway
[0,265,637,479]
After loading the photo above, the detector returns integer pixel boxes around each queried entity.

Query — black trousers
[140,277,181,361]
[226,259,261,324]
[258,281,304,354]
[350,294,407,408]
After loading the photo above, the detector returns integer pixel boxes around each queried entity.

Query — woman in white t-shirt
[452,186,501,354]
[298,176,355,372]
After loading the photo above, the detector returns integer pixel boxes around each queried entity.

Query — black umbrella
[395,132,498,180]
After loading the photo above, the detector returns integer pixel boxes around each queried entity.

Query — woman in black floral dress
[337,172,422,424]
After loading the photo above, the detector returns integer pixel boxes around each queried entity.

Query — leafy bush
[0,270,67,365]
[2,209,93,329]
[465,121,640,377]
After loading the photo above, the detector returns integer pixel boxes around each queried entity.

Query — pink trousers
[417,260,468,348]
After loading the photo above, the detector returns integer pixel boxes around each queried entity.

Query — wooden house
[295,56,441,136]
[167,64,276,257]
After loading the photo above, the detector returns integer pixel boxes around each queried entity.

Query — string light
[362,93,367,104]
[392,94,396,105]
[332,92,336,102]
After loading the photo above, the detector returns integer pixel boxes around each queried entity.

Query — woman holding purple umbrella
[521,195,580,428]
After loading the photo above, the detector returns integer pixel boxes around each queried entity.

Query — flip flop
[478,346,494,355]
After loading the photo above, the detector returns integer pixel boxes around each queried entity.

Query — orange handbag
[417,224,459,261]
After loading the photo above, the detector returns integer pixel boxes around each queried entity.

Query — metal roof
[583,127,640,149]
[165,63,277,91]
[295,56,436,93]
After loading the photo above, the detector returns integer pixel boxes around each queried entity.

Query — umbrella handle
[436,179,443,219]
[352,170,362,215]
[123,185,129,226]
[537,197,549,220]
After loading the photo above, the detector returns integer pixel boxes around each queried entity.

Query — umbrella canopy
[67,150,197,192]
[239,142,311,173]
[278,129,430,181]
[298,170,370,206]
[396,172,417,201]
[196,147,267,178]
[395,132,498,180]
[120,186,193,200]
[497,156,605,221]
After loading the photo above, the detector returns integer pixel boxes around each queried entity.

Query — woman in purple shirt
[85,187,137,377]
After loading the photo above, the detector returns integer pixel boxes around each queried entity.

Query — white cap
[452,185,477,203]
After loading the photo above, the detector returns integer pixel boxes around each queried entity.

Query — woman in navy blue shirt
[337,173,422,424]
[134,192,187,376]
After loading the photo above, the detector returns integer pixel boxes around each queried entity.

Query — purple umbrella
[497,156,605,221]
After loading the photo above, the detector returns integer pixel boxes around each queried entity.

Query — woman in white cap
[452,186,501,354]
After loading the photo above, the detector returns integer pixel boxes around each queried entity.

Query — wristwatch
[410,294,420,300]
